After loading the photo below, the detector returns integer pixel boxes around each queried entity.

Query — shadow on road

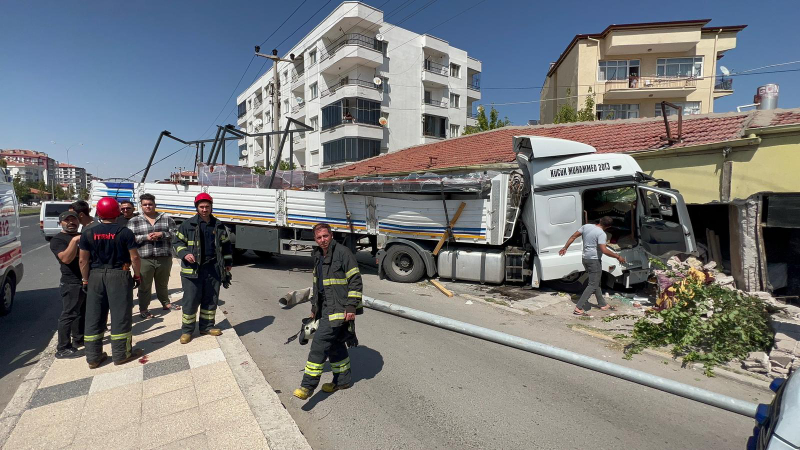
[0,287,60,385]
[232,315,275,337]
[301,345,383,411]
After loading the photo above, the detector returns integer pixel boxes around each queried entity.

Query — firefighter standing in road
[79,197,143,368]
[293,223,363,400]
[172,193,232,344]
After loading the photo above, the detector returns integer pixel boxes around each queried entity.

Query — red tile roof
[57,163,79,168]
[765,111,800,127]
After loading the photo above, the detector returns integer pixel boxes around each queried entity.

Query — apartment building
[55,163,87,194]
[540,20,745,124]
[5,162,45,183]
[236,1,482,172]
[0,149,57,186]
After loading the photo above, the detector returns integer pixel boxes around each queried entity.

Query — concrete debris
[465,300,473,305]
[703,261,717,270]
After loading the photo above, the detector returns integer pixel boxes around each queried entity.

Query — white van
[39,201,72,241]
[0,175,24,315]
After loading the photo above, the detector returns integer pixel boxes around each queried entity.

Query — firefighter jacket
[311,240,363,322]
[172,214,233,279]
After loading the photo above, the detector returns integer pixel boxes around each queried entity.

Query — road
[222,252,773,450]
[0,214,62,412]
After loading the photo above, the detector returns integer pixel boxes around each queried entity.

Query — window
[321,98,380,130]
[310,116,318,131]
[381,77,389,93]
[237,102,246,118]
[449,93,460,108]
[310,83,318,99]
[654,101,701,117]
[322,138,381,166]
[657,57,703,78]
[423,114,447,138]
[450,63,460,78]
[598,60,640,81]
[548,195,576,225]
[308,49,317,65]
[449,124,460,137]
[596,104,639,120]
[282,70,288,83]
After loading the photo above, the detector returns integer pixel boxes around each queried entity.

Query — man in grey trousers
[559,216,626,316]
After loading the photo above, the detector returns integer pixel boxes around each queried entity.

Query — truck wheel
[383,244,425,283]
[0,276,15,316]
[545,272,587,294]
[254,250,273,259]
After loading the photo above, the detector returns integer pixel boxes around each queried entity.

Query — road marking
[20,226,29,229]
[22,243,48,256]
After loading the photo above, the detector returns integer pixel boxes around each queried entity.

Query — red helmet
[194,192,213,206]
[96,197,120,220]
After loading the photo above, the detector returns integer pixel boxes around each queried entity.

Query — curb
[569,325,773,391]
[0,333,58,448]
[217,321,312,450]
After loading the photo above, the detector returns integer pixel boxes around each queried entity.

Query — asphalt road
[0,214,62,412]
[222,252,773,450]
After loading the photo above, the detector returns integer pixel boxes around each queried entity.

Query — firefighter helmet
[96,197,120,220]
[194,192,213,206]
[298,317,319,345]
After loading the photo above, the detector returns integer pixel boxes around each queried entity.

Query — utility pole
[255,46,296,168]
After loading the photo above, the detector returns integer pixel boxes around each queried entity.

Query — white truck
[91,136,696,289]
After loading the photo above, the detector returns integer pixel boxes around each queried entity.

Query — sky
[1,0,798,181]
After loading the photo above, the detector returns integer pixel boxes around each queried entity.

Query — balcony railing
[467,111,477,119]
[320,33,382,62]
[292,103,305,114]
[606,76,698,90]
[423,60,448,76]
[320,78,381,97]
[468,82,480,91]
[423,99,448,108]
[715,78,733,91]
[291,69,305,82]
[253,100,263,112]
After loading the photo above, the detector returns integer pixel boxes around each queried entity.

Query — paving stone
[187,348,226,369]
[143,355,190,380]
[143,370,195,399]
[142,385,198,421]
[70,422,140,450]
[192,361,239,406]
[80,383,142,431]
[3,397,85,449]
[140,407,205,450]
[29,377,92,409]
[770,355,794,369]
[89,364,143,394]
[156,432,208,450]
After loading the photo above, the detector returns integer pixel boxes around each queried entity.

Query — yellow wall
[633,131,800,204]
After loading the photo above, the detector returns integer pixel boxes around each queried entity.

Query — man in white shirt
[559,216,626,316]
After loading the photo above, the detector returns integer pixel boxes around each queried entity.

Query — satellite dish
[375,33,384,42]
[373,77,382,85]
[379,117,388,126]
[242,150,249,156]
[296,97,304,104]
[719,66,730,76]
[254,119,263,126]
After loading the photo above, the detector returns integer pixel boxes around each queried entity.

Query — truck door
[636,185,696,258]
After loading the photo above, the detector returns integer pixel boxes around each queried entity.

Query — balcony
[423,99,448,108]
[714,77,734,98]
[603,75,697,100]
[291,102,306,119]
[291,70,305,91]
[319,33,383,74]
[422,60,448,87]
[320,78,383,103]
[252,99,264,113]
[603,27,701,56]
[467,79,481,100]
[291,135,307,152]
[320,122,383,143]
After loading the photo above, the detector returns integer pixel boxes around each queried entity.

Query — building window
[657,57,703,78]
[238,102,247,118]
[449,124,460,137]
[323,138,381,166]
[598,60,640,81]
[450,63,460,78]
[308,49,317,65]
[310,116,318,131]
[310,83,318,99]
[596,104,639,120]
[449,93,460,108]
[282,70,288,83]
[321,98,380,130]
[423,114,447,138]
[654,101,701,117]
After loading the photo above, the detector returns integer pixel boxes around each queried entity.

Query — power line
[260,0,311,47]
[275,0,336,50]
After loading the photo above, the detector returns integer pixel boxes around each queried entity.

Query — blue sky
[1,0,798,181]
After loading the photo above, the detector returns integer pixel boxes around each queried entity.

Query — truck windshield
[582,186,637,249]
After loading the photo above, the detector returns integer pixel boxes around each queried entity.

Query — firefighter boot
[322,383,352,393]
[180,334,193,344]
[88,352,108,369]
[293,387,312,400]
[114,348,143,366]
[200,328,222,336]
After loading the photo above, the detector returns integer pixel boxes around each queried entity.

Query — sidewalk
[0,260,311,450]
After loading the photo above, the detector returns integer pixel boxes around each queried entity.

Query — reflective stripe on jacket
[311,240,363,322]
[172,214,233,279]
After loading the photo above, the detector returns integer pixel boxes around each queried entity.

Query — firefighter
[173,193,232,344]
[293,223,363,400]
[78,197,143,368]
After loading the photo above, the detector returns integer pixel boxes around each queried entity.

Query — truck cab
[514,136,696,288]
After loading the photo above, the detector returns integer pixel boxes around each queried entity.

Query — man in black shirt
[79,197,143,368]
[49,211,85,359]
[116,200,136,228]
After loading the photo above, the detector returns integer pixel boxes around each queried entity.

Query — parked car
[39,201,72,241]
[748,368,800,449]
[0,177,24,315]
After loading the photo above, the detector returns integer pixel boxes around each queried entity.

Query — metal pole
[267,123,291,189]
[221,136,226,165]
[206,127,223,165]
[362,296,758,418]
[199,143,204,163]
[211,128,228,166]
[141,131,166,183]
[272,58,280,164]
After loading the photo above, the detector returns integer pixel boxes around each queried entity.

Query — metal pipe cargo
[362,296,758,418]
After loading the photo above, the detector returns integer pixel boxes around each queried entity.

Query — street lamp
[50,141,83,165]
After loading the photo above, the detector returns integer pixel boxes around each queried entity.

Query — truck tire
[254,250,273,259]
[383,244,425,283]
[0,275,15,316]
[544,271,587,294]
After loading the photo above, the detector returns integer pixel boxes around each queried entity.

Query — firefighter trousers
[84,269,134,364]
[180,263,221,335]
[301,314,352,390]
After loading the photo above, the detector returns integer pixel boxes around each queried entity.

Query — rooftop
[320,108,800,180]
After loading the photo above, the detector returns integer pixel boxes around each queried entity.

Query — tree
[0,158,7,168]
[463,106,511,135]
[12,177,31,203]
[78,188,89,201]
[553,88,597,124]
[53,184,68,200]
[252,165,266,175]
